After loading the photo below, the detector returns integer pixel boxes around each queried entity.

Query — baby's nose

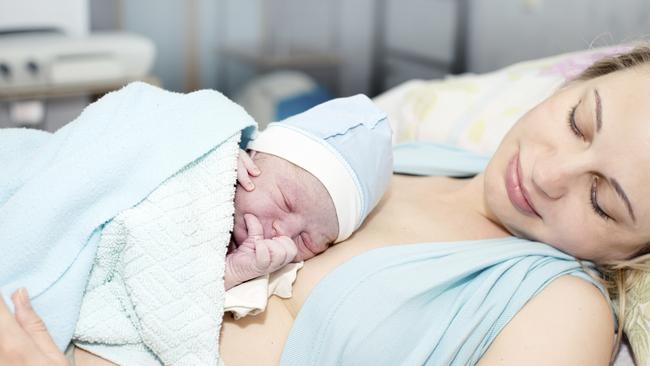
[272,216,302,238]
[271,220,282,237]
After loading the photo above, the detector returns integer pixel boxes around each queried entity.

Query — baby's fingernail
[252,168,261,175]
[247,182,254,190]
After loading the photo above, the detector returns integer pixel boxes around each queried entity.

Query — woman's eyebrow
[594,88,603,132]
[609,177,636,223]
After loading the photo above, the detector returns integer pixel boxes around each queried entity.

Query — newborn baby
[222,94,393,290]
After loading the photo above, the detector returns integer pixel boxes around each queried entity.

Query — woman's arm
[477,275,615,365]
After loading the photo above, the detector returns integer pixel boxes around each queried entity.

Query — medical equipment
[0,30,155,92]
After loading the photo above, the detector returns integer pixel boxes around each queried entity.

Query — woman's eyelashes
[590,176,612,222]
[567,101,584,139]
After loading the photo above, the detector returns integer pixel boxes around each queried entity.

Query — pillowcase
[373,45,631,154]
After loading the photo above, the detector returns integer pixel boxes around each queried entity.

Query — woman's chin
[498,217,536,241]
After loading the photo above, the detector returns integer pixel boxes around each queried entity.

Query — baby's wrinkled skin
[223,150,339,290]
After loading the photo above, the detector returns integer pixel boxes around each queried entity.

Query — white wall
[121,0,187,91]
[197,0,220,90]
[268,0,376,96]
[467,0,650,72]
[88,0,650,95]
[111,0,264,92]
[338,0,375,95]
[385,0,456,62]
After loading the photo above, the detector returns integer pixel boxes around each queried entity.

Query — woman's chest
[287,177,506,312]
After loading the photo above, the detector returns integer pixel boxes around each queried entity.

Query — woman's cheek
[541,221,589,257]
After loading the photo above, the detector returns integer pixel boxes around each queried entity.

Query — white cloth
[224,262,303,319]
[74,134,240,366]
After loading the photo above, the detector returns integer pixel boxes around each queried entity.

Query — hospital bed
[220,45,641,366]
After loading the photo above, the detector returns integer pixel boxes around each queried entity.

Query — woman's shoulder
[477,274,615,366]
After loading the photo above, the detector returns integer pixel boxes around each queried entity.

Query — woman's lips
[506,152,540,218]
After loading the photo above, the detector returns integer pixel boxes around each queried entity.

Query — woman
[3,45,650,365]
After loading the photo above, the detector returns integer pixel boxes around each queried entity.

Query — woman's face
[485,65,650,262]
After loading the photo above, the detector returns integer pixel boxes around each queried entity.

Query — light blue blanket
[0,82,255,350]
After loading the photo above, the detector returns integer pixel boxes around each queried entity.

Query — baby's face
[233,152,339,262]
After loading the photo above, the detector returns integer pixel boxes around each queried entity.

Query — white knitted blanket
[73,134,239,366]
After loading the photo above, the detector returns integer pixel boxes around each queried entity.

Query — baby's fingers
[244,214,264,241]
[254,240,272,270]
[237,150,260,192]
[240,150,260,177]
[269,236,298,270]
[237,157,255,191]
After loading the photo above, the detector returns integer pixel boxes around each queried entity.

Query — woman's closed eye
[590,176,613,222]
[567,102,584,139]
[566,102,612,222]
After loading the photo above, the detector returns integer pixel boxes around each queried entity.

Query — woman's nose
[531,150,586,200]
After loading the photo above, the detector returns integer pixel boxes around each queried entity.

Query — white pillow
[373,45,632,155]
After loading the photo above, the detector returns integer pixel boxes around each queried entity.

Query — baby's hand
[224,214,297,290]
[237,149,260,191]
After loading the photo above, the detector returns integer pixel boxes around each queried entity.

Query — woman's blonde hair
[572,42,650,363]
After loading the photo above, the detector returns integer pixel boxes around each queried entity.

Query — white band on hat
[249,124,362,242]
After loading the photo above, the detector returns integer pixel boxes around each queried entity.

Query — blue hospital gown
[280,238,610,366]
